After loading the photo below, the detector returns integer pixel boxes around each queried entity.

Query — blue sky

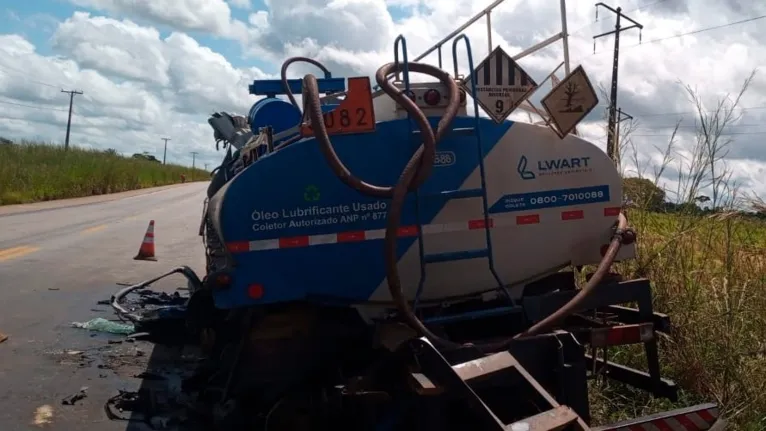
[3,0,413,75]
[5,1,252,62]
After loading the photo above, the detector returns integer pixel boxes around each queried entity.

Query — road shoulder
[0,182,208,217]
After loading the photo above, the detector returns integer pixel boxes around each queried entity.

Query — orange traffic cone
[134,220,157,261]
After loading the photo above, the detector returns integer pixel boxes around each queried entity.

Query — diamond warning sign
[462,46,538,124]
[540,65,599,139]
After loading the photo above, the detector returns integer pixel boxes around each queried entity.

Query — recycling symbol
[304,185,320,202]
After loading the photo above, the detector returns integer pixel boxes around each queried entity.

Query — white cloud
[67,0,250,42]
[1,0,765,201]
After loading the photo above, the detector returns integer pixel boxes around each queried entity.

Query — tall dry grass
[588,70,766,429]
[0,140,208,205]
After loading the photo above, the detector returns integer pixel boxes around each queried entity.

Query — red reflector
[561,210,584,220]
[338,231,365,242]
[248,283,264,299]
[424,89,441,106]
[468,218,493,229]
[591,324,653,347]
[279,236,309,248]
[516,214,540,225]
[604,207,621,216]
[397,226,419,237]
[215,273,232,286]
[227,242,249,253]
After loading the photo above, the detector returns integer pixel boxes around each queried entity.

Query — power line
[591,13,766,55]
[0,98,69,112]
[632,105,766,118]
[568,0,667,37]
[0,64,62,89]
[0,109,127,130]
[633,131,766,137]
[636,124,766,129]
[637,14,766,46]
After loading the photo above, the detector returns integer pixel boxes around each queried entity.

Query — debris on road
[0,332,8,344]
[61,387,88,405]
[32,405,54,427]
[71,317,134,335]
[104,388,187,429]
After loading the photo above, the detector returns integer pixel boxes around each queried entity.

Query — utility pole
[593,3,642,166]
[61,89,83,150]
[161,138,171,164]
[190,151,198,181]
[615,108,634,168]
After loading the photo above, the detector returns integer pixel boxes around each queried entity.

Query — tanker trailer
[111,34,727,431]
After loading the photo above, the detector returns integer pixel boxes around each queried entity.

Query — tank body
[208,100,633,310]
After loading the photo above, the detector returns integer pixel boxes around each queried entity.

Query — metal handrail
[322,0,572,107]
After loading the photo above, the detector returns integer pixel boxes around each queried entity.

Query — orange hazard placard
[301,77,376,137]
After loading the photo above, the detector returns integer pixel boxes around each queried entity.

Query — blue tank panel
[247,99,339,150]
[248,98,301,136]
[209,116,514,309]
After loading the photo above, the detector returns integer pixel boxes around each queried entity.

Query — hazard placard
[461,46,538,124]
[540,65,598,139]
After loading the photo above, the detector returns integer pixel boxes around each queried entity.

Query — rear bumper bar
[593,403,723,431]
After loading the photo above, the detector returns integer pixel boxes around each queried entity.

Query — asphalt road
[0,182,209,431]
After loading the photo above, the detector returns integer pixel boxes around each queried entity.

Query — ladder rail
[391,35,431,314]
[451,34,513,304]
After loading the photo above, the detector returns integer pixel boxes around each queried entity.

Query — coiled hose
[298,59,636,351]
[281,56,332,110]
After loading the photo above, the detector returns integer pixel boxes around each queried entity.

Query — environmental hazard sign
[541,65,599,139]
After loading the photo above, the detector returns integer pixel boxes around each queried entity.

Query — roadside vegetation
[0,140,209,205]
[587,70,766,429]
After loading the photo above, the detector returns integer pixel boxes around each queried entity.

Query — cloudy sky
[1,0,764,200]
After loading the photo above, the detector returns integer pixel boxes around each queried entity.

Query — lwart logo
[517,155,592,180]
[517,155,536,180]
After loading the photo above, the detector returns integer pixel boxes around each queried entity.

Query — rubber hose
[281,57,332,110]
[303,62,633,351]
[302,62,461,198]
[516,213,630,337]
[302,62,464,349]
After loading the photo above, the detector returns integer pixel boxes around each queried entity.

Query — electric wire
[568,0,669,37]
[591,13,766,55]
[0,98,69,112]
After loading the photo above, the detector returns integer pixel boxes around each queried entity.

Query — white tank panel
[367,121,633,303]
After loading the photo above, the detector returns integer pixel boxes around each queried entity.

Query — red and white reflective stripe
[227,206,623,253]
[143,221,155,244]
[609,406,719,431]
[591,323,654,348]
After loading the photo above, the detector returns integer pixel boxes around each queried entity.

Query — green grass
[0,140,209,205]
[588,209,766,429]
